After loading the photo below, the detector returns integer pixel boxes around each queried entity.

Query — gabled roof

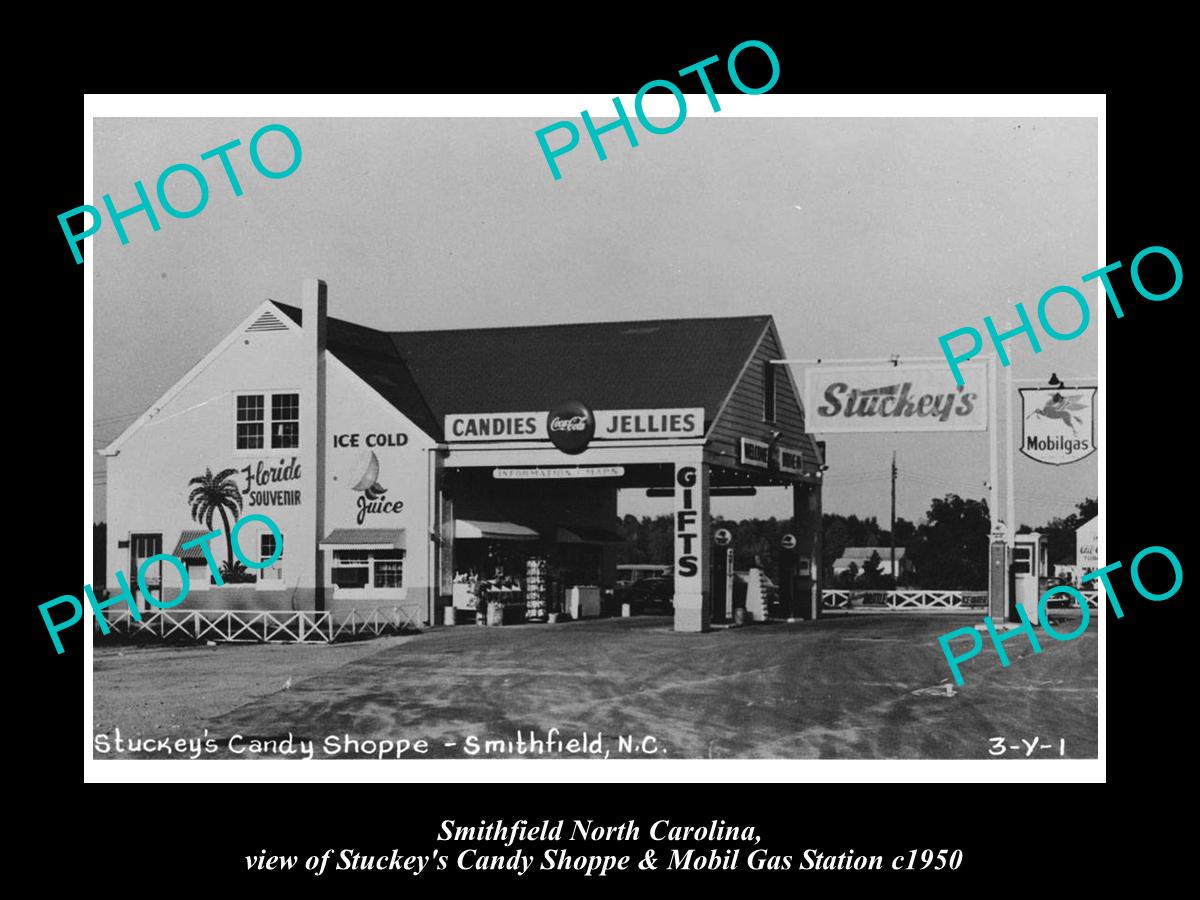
[102,299,304,456]
[274,302,773,442]
[271,301,440,440]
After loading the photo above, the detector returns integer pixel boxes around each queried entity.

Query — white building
[101,281,436,626]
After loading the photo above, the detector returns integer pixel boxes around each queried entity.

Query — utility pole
[890,450,897,582]
[1005,365,1016,550]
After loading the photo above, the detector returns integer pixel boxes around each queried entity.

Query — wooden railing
[329,605,421,640]
[822,590,987,611]
[100,608,421,644]
[822,590,1099,612]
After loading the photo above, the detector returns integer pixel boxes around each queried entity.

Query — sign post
[785,356,1000,623]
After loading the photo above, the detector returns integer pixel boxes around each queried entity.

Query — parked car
[613,568,783,616]
[613,574,675,613]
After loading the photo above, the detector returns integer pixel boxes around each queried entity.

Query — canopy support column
[673,453,711,632]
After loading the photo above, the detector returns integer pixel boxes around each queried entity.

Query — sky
[92,115,1098,530]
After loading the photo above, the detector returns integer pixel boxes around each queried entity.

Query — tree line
[615,494,1097,590]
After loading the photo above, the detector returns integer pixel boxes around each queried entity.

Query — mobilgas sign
[445,407,704,445]
[1019,387,1097,465]
[804,363,987,434]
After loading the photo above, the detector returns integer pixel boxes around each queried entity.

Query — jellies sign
[446,407,704,449]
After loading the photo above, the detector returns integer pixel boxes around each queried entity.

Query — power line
[92,411,143,428]
[900,472,1091,516]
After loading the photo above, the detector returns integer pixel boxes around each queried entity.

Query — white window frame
[234,392,266,452]
[330,549,406,594]
[372,550,405,589]
[234,390,300,455]
[269,392,300,450]
[331,550,371,589]
[257,531,283,584]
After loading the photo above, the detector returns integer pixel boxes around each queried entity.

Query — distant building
[1056,516,1098,584]
[832,546,911,579]
[1076,517,1098,570]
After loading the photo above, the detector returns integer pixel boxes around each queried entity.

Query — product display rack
[525,557,549,621]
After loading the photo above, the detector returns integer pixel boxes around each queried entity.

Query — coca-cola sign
[547,400,595,454]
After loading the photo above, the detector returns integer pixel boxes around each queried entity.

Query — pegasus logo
[1019,386,1096,465]
[1026,392,1086,435]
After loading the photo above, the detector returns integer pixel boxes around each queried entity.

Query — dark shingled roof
[272,301,441,440]
[272,301,771,442]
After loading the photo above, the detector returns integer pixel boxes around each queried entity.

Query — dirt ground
[92,612,1097,760]
[92,636,416,739]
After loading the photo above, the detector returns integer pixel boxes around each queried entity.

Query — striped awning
[454,520,540,541]
[172,530,210,562]
[556,526,627,544]
[319,528,405,550]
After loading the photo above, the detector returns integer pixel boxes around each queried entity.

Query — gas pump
[712,528,734,623]
[796,555,814,619]
[779,533,816,619]
[779,536,795,618]
[1010,531,1048,624]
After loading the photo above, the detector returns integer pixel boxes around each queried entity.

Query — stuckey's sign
[445,407,704,445]
[804,363,987,434]
[1020,387,1097,465]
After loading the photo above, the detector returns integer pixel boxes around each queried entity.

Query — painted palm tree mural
[187,467,253,582]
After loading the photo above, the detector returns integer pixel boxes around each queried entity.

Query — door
[1010,544,1038,624]
[129,533,163,610]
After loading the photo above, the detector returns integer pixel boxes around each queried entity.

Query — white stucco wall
[104,304,437,623]
[323,355,437,621]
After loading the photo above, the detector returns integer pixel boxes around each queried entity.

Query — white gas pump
[1012,532,1048,624]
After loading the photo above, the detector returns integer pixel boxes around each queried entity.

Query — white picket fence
[821,590,1099,612]
[100,607,422,644]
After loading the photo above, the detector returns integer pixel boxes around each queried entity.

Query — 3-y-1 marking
[988,737,1065,757]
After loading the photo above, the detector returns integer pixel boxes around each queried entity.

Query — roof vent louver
[246,309,288,333]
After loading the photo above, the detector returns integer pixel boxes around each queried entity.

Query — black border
[27,26,1190,881]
